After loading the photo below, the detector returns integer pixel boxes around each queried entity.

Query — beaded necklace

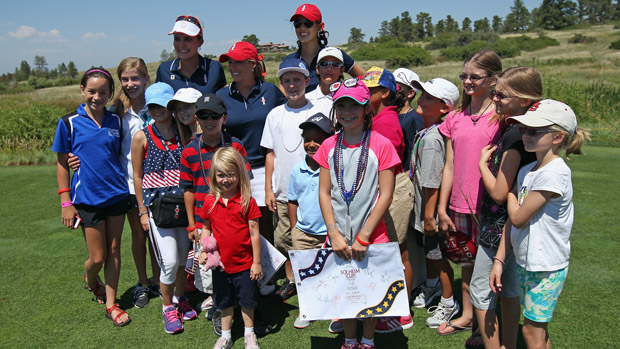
[409,124,438,180]
[333,129,371,208]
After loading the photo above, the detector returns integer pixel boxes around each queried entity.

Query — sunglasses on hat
[176,15,201,27]
[329,78,358,93]
[196,112,224,120]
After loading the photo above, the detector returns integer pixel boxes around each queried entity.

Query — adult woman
[216,42,286,257]
[286,4,365,93]
[156,15,226,94]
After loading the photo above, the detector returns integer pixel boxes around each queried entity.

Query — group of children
[53,34,587,349]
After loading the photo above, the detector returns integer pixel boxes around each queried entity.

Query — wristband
[58,188,71,195]
[138,205,146,209]
[356,235,370,247]
[493,256,505,265]
[138,211,148,217]
[61,201,73,208]
[186,225,197,233]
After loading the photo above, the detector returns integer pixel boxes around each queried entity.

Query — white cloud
[9,26,61,39]
[82,32,108,40]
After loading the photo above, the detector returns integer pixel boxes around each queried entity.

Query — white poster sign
[289,242,409,321]
[258,235,286,288]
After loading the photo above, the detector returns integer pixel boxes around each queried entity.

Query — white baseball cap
[167,88,202,110]
[507,99,577,135]
[411,78,460,111]
[393,68,420,90]
[317,47,344,63]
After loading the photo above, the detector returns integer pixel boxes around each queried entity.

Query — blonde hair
[457,50,502,113]
[549,125,592,157]
[111,57,150,115]
[208,147,252,213]
[493,66,543,123]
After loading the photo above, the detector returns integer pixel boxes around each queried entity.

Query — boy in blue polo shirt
[287,113,333,329]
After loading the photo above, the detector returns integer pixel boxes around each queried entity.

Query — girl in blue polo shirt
[52,67,131,327]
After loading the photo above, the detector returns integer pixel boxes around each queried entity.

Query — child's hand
[140,213,149,231]
[250,262,262,281]
[187,229,198,243]
[67,152,81,171]
[265,191,277,212]
[61,205,79,228]
[330,233,352,261]
[423,217,439,236]
[198,251,208,265]
[489,261,504,294]
[351,239,368,261]
[479,145,497,168]
[438,211,456,233]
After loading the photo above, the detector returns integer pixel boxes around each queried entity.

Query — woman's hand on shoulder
[67,152,81,171]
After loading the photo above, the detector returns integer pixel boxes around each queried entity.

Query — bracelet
[138,205,146,209]
[138,211,148,217]
[356,235,370,247]
[186,225,197,233]
[493,256,505,265]
[61,201,73,208]
[58,188,71,195]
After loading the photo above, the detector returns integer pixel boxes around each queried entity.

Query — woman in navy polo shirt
[216,42,286,250]
[286,3,365,92]
[156,15,226,94]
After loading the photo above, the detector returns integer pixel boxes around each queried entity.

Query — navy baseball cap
[196,93,227,115]
[278,58,310,78]
[299,112,333,135]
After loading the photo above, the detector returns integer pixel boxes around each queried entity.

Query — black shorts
[414,229,445,261]
[128,194,138,209]
[74,196,131,228]
[212,268,258,310]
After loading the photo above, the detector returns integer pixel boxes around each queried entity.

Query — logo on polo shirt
[171,75,175,80]
[261,96,266,105]
[108,128,120,138]
[204,74,207,83]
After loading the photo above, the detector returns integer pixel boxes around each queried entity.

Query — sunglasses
[329,78,358,93]
[196,112,224,120]
[459,74,487,82]
[518,126,555,137]
[294,20,314,29]
[176,15,201,27]
[491,90,515,100]
[318,61,344,69]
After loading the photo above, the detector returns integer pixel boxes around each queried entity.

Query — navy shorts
[212,268,258,310]
[74,196,131,228]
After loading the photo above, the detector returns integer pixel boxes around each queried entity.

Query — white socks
[441,296,455,307]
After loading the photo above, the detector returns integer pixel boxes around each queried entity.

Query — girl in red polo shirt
[199,147,262,349]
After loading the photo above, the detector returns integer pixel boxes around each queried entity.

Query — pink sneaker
[341,341,359,349]
[400,314,414,330]
[375,316,402,333]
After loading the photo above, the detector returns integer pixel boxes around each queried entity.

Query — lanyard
[152,124,180,166]
[196,134,225,184]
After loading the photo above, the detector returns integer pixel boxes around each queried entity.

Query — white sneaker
[425,301,460,328]
[413,283,442,308]
[294,314,311,329]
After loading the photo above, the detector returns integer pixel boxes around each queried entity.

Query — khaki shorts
[291,225,326,250]
[385,171,414,244]
[274,200,293,254]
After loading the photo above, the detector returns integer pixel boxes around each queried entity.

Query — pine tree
[504,0,531,32]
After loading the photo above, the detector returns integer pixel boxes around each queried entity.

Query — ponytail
[565,127,591,157]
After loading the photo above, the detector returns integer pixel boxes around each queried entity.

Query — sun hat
[290,4,322,22]
[507,99,577,135]
[219,41,262,63]
[411,78,460,111]
[277,58,310,78]
[331,78,370,105]
[167,88,202,110]
[393,68,420,90]
[195,93,227,115]
[299,113,333,135]
[361,66,397,93]
[145,82,174,107]
[169,15,202,37]
[317,47,344,63]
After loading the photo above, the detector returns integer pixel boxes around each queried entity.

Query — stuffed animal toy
[202,236,225,271]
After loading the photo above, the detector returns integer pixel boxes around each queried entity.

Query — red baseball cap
[219,41,259,63]
[290,4,322,22]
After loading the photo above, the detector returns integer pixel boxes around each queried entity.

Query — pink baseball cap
[219,41,261,63]
[290,4,322,22]
[330,78,370,105]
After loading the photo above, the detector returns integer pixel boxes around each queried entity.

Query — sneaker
[259,281,276,296]
[375,317,402,333]
[213,336,233,349]
[400,313,414,330]
[425,301,460,328]
[212,309,222,336]
[413,283,442,308]
[341,341,359,349]
[200,295,214,312]
[276,279,296,301]
[206,306,216,320]
[132,283,150,308]
[359,344,375,349]
[294,314,311,329]
[176,296,198,321]
[328,319,344,333]
[162,306,184,334]
[244,332,260,349]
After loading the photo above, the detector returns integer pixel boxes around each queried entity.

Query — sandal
[105,303,131,327]
[465,331,485,349]
[436,321,472,336]
[83,273,106,304]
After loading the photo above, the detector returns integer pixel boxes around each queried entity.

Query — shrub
[351,39,434,67]
[568,33,596,44]
[386,48,434,69]
[610,39,620,50]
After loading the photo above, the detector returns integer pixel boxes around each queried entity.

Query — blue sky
[0,0,542,74]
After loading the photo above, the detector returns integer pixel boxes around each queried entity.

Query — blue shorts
[518,265,568,323]
[212,268,258,310]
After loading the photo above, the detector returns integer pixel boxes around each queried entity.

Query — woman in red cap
[216,42,286,279]
[156,15,226,94]
[286,4,365,93]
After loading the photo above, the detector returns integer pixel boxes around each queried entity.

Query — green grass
[1,145,619,347]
